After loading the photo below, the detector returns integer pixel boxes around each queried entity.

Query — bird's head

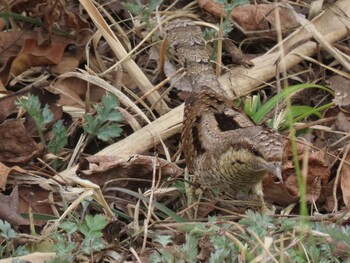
[219,140,283,183]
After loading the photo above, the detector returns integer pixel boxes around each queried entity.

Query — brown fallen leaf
[7,0,89,44]
[340,158,350,207]
[328,75,350,107]
[18,185,56,224]
[325,112,350,151]
[0,186,29,226]
[77,154,183,188]
[231,4,299,34]
[0,31,38,66]
[0,38,67,84]
[0,28,89,86]
[263,175,298,206]
[197,1,299,37]
[263,140,331,206]
[0,92,21,123]
[0,162,26,190]
[0,119,43,164]
[77,155,183,215]
[49,77,105,107]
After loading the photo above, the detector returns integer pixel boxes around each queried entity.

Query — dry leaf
[0,39,67,84]
[0,162,26,190]
[0,119,43,164]
[340,159,350,207]
[163,61,192,92]
[18,185,55,223]
[328,75,350,106]
[264,140,331,206]
[49,77,105,107]
[326,112,350,151]
[231,4,299,33]
[77,154,183,188]
[0,186,29,226]
[0,92,20,123]
[197,1,299,36]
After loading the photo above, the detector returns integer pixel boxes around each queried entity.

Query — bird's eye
[235,159,244,165]
[251,146,263,158]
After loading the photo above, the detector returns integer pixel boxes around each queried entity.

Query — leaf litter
[0,0,350,262]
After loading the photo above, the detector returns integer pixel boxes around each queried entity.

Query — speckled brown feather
[167,19,284,208]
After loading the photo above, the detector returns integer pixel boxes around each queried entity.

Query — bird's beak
[267,162,283,183]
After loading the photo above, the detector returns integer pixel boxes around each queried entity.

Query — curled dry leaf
[0,162,26,190]
[340,158,350,207]
[77,154,183,188]
[284,149,330,203]
[263,175,298,206]
[263,140,331,206]
[0,119,43,164]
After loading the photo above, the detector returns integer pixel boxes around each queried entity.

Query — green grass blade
[108,187,186,222]
[280,103,334,130]
[253,84,333,124]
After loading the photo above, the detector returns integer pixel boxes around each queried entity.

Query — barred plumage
[166,19,284,212]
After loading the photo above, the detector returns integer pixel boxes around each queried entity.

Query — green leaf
[81,237,105,254]
[106,110,123,122]
[83,94,123,140]
[52,233,75,257]
[279,103,333,130]
[83,115,100,135]
[42,104,54,124]
[96,94,119,121]
[112,187,186,222]
[47,121,68,154]
[149,0,164,11]
[59,221,78,235]
[17,94,41,117]
[85,214,107,232]
[155,235,173,248]
[239,210,276,238]
[96,123,122,141]
[122,2,143,15]
[214,0,248,11]
[183,233,199,262]
[252,83,333,124]
[0,220,16,240]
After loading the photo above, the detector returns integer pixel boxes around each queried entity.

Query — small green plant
[239,210,277,238]
[122,0,164,28]
[204,0,248,60]
[243,83,334,130]
[150,212,350,262]
[0,219,28,258]
[16,94,68,154]
[150,217,240,262]
[83,94,123,142]
[215,0,249,11]
[50,214,108,262]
